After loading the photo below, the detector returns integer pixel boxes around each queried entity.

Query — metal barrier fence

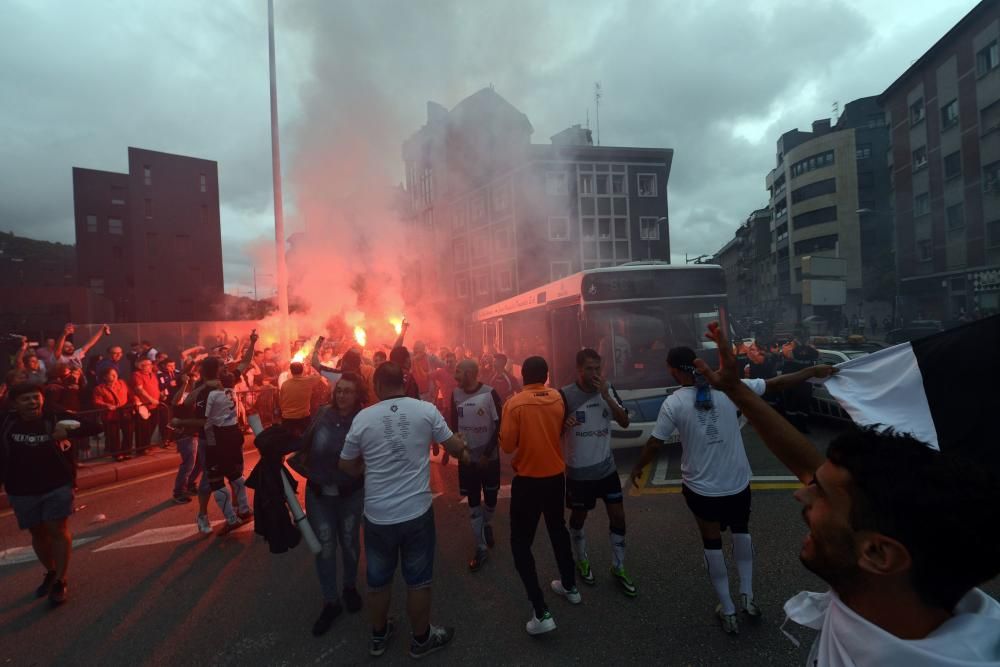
[69,387,278,463]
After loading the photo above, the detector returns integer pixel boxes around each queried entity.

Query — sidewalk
[0,436,256,511]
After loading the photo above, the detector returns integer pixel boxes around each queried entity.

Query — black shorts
[681,484,751,531]
[566,472,623,511]
[458,458,501,498]
[205,424,245,482]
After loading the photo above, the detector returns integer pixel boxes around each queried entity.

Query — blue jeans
[363,506,436,591]
[306,486,364,602]
[173,435,203,496]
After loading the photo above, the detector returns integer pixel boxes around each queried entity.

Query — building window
[108,218,123,235]
[914,193,930,216]
[491,183,511,214]
[983,161,1000,193]
[791,178,837,204]
[946,203,965,232]
[549,216,570,241]
[792,206,837,229]
[89,278,105,295]
[912,145,928,171]
[197,174,206,193]
[471,235,488,259]
[944,151,962,180]
[86,215,97,233]
[916,239,932,261]
[639,217,661,240]
[456,276,469,298]
[111,197,125,206]
[977,40,999,77]
[909,98,924,126]
[143,165,152,186]
[494,228,511,252]
[595,174,609,195]
[790,150,835,178]
[637,173,657,197]
[453,238,468,266]
[475,274,489,296]
[550,261,572,281]
[579,174,593,195]
[545,172,568,196]
[855,144,871,160]
[981,100,1000,136]
[496,269,512,292]
[941,99,959,130]
[470,194,486,225]
[611,173,626,194]
[793,234,838,255]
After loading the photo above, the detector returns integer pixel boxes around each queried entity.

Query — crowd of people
[2,318,998,665]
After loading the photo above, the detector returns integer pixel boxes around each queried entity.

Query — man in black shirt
[0,383,101,606]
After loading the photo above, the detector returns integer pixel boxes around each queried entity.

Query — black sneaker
[369,619,395,657]
[311,601,342,637]
[343,586,363,613]
[35,570,57,599]
[172,494,192,504]
[49,579,68,606]
[468,548,489,572]
[484,524,495,548]
[409,625,454,659]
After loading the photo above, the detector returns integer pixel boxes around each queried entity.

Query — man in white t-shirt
[683,322,1000,666]
[630,345,834,634]
[339,361,471,660]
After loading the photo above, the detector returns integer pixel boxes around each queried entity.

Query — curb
[0,436,256,511]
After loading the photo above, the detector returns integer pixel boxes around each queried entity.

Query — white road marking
[0,536,100,566]
[651,456,670,484]
[94,522,223,551]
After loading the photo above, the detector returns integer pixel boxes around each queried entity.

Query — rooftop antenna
[594,82,602,146]
[832,100,839,121]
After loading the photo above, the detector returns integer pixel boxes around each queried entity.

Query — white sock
[704,549,735,615]
[609,531,626,570]
[732,533,754,599]
[470,506,485,551]
[569,526,588,563]
[231,476,250,514]
[213,487,236,522]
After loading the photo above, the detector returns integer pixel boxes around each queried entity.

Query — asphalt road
[1,421,997,666]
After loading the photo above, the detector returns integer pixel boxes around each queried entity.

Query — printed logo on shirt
[602,409,609,419]
[477,408,485,417]
[575,410,586,423]
[390,404,399,412]
[457,406,464,418]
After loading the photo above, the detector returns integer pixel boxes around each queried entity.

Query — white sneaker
[550,580,582,604]
[716,604,739,634]
[740,593,761,618]
[525,610,556,635]
[197,514,212,535]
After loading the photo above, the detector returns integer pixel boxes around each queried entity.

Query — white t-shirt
[58,350,86,370]
[205,388,239,428]
[341,397,453,525]
[651,378,766,496]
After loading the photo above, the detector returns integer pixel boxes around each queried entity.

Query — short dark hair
[334,371,367,410]
[9,382,43,401]
[521,356,548,385]
[389,346,410,366]
[374,361,404,391]
[576,348,601,367]
[826,427,1000,610]
[289,362,304,375]
[201,356,222,381]
[667,346,697,371]
[340,350,362,372]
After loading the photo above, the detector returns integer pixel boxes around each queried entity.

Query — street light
[645,216,667,259]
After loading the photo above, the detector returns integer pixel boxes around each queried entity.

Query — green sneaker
[611,566,637,597]
[577,559,596,585]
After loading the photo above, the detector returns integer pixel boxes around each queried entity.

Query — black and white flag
[821,315,1000,463]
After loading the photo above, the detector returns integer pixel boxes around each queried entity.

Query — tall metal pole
[267,0,291,360]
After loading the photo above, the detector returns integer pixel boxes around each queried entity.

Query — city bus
[471,261,729,448]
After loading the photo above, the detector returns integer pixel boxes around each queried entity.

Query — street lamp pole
[267,0,291,361]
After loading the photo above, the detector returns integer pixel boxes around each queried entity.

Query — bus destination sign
[581,268,726,302]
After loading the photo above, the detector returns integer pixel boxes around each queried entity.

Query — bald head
[455,358,479,391]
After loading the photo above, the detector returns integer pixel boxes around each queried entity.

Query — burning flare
[389,316,405,336]
[354,326,367,348]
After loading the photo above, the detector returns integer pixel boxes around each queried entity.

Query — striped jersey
[560,382,623,481]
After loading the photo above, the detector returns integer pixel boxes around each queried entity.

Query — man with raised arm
[661,322,1000,663]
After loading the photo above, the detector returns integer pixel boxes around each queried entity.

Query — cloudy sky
[0,0,979,294]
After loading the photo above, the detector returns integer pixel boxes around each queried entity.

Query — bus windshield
[583,299,724,390]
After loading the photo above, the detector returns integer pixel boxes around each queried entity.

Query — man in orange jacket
[499,356,579,636]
